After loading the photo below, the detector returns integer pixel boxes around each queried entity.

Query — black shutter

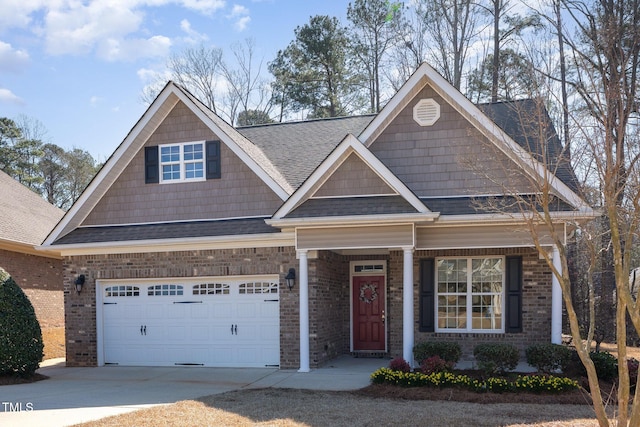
[419,258,435,332]
[145,146,159,184]
[505,256,523,333]
[206,140,221,179]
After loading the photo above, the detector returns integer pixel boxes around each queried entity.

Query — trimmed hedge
[473,343,519,375]
[0,268,44,377]
[525,343,572,373]
[414,342,461,365]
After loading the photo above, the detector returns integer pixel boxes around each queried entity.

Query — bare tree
[221,39,275,125]
[417,0,482,90]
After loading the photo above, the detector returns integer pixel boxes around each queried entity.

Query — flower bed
[370,367,579,394]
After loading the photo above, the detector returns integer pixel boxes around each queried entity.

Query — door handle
[234,324,238,335]
[140,325,144,335]
[381,310,386,324]
[143,325,147,335]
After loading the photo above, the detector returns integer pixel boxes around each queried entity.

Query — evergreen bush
[413,341,461,365]
[0,268,44,377]
[473,343,519,375]
[525,343,572,373]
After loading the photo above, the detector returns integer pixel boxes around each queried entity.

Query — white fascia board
[0,238,62,259]
[43,86,179,247]
[435,210,598,225]
[44,232,295,257]
[173,90,291,201]
[267,213,439,229]
[272,134,430,219]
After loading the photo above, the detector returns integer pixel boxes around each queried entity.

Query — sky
[0,0,351,161]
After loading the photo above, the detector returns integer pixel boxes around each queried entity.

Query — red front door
[352,275,385,351]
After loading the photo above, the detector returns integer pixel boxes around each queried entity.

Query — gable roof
[0,170,64,255]
[43,81,295,246]
[270,134,435,224]
[360,63,590,212]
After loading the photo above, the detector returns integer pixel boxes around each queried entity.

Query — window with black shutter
[144,140,221,183]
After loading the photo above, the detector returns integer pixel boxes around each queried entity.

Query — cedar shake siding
[370,85,534,197]
[313,153,394,198]
[83,102,283,226]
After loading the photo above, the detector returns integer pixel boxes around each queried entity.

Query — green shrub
[0,268,44,377]
[566,350,619,382]
[413,341,461,365]
[473,343,519,375]
[525,343,572,373]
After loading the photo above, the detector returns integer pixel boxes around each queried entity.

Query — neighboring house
[0,170,64,327]
[42,63,595,370]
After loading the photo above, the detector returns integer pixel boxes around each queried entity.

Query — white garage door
[97,277,280,367]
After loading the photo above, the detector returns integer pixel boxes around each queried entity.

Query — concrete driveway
[0,356,385,427]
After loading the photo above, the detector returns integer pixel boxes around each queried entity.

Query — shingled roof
[478,99,581,195]
[0,170,64,248]
[237,115,374,189]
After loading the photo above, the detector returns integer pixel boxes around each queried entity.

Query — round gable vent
[413,98,440,126]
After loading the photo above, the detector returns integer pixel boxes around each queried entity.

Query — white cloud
[90,96,102,107]
[0,41,30,72]
[234,15,251,31]
[180,19,209,44]
[98,35,172,62]
[0,87,24,105]
[228,4,250,32]
[181,0,226,15]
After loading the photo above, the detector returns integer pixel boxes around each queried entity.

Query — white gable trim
[43,85,179,246]
[272,134,431,220]
[359,63,592,213]
[43,82,290,247]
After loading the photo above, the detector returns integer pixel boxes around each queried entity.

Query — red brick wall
[1,248,63,327]
[64,245,554,368]
[395,247,552,362]
[63,247,297,367]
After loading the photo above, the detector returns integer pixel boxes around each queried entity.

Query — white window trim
[159,140,206,184]
[434,256,505,333]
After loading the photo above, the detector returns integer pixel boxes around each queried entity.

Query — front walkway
[0,356,388,427]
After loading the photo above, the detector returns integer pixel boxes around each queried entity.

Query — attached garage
[96,276,280,367]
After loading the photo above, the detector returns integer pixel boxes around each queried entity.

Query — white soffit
[413,98,440,126]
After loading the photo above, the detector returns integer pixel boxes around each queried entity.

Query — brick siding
[64,246,553,368]
[1,248,64,327]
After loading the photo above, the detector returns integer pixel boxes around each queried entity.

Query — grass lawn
[72,388,599,427]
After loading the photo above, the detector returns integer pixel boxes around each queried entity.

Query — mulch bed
[0,373,48,386]
[357,383,595,405]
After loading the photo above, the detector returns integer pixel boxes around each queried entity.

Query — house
[0,170,64,327]
[41,63,595,370]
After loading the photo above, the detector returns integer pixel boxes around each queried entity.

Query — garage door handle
[231,324,238,335]
[140,325,147,335]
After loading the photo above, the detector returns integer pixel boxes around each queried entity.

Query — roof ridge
[236,113,377,130]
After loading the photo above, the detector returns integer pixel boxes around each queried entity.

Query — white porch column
[551,245,563,344]
[402,247,415,366]
[298,250,310,372]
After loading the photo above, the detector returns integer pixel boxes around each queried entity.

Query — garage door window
[239,282,278,294]
[193,283,230,295]
[105,285,140,297]
[147,284,184,296]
